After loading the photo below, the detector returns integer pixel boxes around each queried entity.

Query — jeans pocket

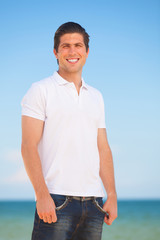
[93,198,107,215]
[55,196,70,211]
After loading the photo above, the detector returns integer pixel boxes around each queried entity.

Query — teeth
[67,59,78,63]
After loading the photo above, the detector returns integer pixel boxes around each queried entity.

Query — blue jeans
[31,194,106,240]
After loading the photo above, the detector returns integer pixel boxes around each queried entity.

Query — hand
[36,194,57,224]
[103,193,117,225]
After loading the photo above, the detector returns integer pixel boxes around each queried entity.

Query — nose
[68,46,76,55]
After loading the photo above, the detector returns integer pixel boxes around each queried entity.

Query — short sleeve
[21,83,46,121]
[97,92,106,128]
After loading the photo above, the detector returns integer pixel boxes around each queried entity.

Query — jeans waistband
[67,196,98,201]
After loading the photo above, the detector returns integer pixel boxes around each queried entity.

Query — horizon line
[0,197,160,202]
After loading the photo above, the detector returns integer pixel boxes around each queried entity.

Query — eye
[62,44,70,48]
[75,44,83,48]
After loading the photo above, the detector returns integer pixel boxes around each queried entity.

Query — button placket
[73,84,80,104]
[69,83,84,106]
[78,87,84,107]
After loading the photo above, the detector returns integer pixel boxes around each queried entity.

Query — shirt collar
[53,71,88,90]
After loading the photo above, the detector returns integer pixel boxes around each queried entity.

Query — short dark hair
[54,22,90,52]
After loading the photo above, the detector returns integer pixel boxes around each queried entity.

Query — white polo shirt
[21,72,106,197]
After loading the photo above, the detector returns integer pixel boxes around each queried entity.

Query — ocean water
[0,200,159,240]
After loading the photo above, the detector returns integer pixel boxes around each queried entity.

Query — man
[21,22,117,240]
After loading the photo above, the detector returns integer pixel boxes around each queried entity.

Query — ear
[86,48,89,58]
[53,49,58,59]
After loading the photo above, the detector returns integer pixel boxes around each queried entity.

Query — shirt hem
[47,188,105,198]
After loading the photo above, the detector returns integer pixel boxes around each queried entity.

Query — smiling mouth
[66,58,79,63]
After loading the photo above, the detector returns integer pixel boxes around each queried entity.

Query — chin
[66,67,81,73]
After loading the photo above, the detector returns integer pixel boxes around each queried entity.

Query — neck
[58,69,82,88]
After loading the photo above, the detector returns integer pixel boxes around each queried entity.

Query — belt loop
[67,196,73,201]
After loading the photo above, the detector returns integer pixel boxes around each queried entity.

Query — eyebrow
[60,42,84,47]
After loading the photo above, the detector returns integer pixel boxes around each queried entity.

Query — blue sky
[0,0,159,200]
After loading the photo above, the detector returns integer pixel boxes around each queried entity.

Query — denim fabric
[31,194,105,240]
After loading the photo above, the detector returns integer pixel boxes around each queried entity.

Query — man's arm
[21,116,57,223]
[97,128,117,225]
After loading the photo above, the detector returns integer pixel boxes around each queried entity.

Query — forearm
[99,147,117,197]
[21,143,49,200]
[97,128,117,224]
[21,116,57,223]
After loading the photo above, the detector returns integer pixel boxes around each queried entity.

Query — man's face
[54,33,89,75]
